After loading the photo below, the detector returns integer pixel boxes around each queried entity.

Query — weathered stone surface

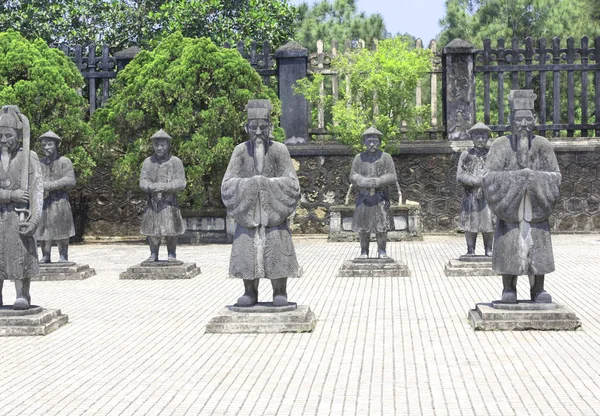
[120,262,200,280]
[0,305,68,336]
[34,263,96,281]
[468,302,581,330]
[338,258,411,277]
[445,257,494,276]
[205,304,316,333]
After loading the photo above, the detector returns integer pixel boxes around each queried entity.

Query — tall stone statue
[37,131,76,263]
[457,122,495,256]
[221,99,301,307]
[0,105,43,310]
[139,130,186,262]
[482,90,561,303]
[350,126,398,259]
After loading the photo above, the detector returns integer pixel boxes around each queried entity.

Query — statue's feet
[39,257,50,264]
[485,250,493,257]
[501,290,517,304]
[58,257,69,263]
[146,255,158,262]
[273,294,288,307]
[464,251,475,257]
[167,256,178,263]
[358,253,368,259]
[13,297,29,310]
[532,290,552,303]
[237,294,258,307]
[377,251,390,259]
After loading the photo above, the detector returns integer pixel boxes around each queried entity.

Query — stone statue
[482,90,561,303]
[457,122,495,256]
[36,131,76,263]
[0,105,43,310]
[350,126,398,259]
[139,129,186,262]
[221,99,301,307]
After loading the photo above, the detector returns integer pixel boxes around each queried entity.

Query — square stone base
[445,256,495,276]
[34,263,96,281]
[0,305,69,336]
[338,258,411,277]
[468,301,582,330]
[206,302,316,333]
[120,262,201,280]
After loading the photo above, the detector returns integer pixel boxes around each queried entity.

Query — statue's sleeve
[28,151,43,227]
[482,141,526,223]
[349,154,366,187]
[379,153,398,187]
[456,151,480,187]
[162,157,186,193]
[45,158,76,191]
[0,190,10,202]
[259,145,300,227]
[526,144,561,222]
[139,158,153,192]
[221,145,260,228]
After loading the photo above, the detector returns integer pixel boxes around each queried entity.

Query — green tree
[0,30,95,182]
[294,0,386,52]
[90,32,279,208]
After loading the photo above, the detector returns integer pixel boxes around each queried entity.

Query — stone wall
[72,139,600,238]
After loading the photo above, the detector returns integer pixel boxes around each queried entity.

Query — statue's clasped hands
[10,189,28,204]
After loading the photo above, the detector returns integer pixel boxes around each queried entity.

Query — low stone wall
[71,138,600,239]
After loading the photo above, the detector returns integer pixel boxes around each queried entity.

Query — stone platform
[445,255,495,276]
[206,302,316,333]
[34,262,96,281]
[119,261,201,280]
[469,301,582,331]
[0,305,68,336]
[338,258,411,277]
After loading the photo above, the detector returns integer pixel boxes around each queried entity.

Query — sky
[288,0,448,42]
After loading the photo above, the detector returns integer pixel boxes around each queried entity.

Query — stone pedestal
[34,262,96,281]
[338,258,411,277]
[206,302,316,333]
[445,255,494,276]
[0,305,68,336]
[468,301,582,331]
[120,261,201,280]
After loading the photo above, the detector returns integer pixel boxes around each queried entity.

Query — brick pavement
[1,234,599,415]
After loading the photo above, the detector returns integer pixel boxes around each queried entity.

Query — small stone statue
[0,105,43,310]
[36,131,76,263]
[349,126,398,259]
[221,99,301,307]
[482,90,561,303]
[457,122,495,256]
[139,130,186,262]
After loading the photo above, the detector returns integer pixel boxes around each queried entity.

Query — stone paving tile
[0,234,600,415]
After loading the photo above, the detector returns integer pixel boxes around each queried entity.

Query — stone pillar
[442,39,476,140]
[275,41,309,144]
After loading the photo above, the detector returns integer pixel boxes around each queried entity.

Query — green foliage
[90,33,279,209]
[294,0,386,52]
[0,31,94,182]
[295,38,432,152]
[0,0,298,50]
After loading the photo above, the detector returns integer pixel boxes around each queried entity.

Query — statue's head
[0,105,23,153]
[508,90,536,136]
[150,129,172,160]
[245,99,272,144]
[361,126,383,153]
[38,131,62,158]
[468,122,491,149]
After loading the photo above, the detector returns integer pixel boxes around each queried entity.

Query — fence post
[442,39,476,140]
[275,41,309,145]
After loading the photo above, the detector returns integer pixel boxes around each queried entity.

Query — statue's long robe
[0,149,43,280]
[37,155,76,240]
[139,155,186,237]
[221,140,301,280]
[456,148,494,233]
[350,151,397,233]
[483,135,561,275]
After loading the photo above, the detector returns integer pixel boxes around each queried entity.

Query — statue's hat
[0,105,23,130]
[38,130,62,143]
[246,99,272,119]
[361,126,383,138]
[468,122,491,134]
[508,90,536,111]
[150,129,172,141]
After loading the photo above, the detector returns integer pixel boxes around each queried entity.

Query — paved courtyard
[1,234,600,415]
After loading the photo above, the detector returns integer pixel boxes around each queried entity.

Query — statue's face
[0,127,18,153]
[363,135,381,153]
[152,138,170,158]
[246,118,271,142]
[471,131,489,148]
[41,138,58,157]
[512,110,534,134]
